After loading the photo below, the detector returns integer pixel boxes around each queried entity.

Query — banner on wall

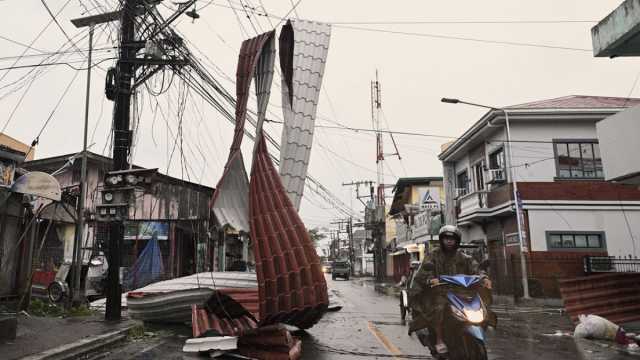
[124,221,169,241]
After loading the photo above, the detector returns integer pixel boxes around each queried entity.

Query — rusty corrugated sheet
[211,31,276,232]
[250,133,328,329]
[192,305,258,337]
[278,19,331,211]
[237,325,302,360]
[191,288,260,337]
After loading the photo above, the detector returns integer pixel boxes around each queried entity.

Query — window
[488,148,506,183]
[473,161,485,191]
[554,140,603,179]
[489,148,505,170]
[456,170,469,197]
[546,232,606,250]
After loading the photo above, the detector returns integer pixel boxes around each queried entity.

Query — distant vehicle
[400,261,422,321]
[332,261,350,280]
[321,262,332,273]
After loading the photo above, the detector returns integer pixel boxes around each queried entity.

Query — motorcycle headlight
[90,258,104,266]
[464,308,485,324]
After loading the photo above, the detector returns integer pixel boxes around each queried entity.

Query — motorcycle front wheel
[459,335,487,360]
[442,325,487,360]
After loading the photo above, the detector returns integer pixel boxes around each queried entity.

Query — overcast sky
[0,0,636,229]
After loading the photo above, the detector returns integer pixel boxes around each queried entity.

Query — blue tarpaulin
[125,233,164,290]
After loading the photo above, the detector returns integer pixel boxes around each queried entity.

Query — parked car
[332,261,350,280]
[321,262,332,273]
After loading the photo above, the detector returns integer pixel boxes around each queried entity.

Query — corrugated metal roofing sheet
[192,305,258,337]
[507,95,640,109]
[278,19,331,211]
[125,272,259,323]
[250,133,328,329]
[211,31,276,232]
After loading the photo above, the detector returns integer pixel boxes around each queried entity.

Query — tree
[307,227,327,246]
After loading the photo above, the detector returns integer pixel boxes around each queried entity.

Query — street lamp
[441,97,531,300]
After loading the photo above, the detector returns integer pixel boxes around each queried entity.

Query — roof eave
[438,107,623,161]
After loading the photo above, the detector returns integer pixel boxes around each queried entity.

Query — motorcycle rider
[409,225,491,356]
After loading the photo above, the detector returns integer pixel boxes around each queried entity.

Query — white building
[440,95,640,296]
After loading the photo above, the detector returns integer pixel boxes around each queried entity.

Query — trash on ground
[573,314,620,341]
[542,330,572,337]
[182,336,238,353]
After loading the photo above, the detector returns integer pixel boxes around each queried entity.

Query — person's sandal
[436,343,448,355]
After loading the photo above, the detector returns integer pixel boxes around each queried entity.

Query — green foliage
[67,304,93,317]
[28,299,64,317]
[127,324,146,340]
[308,227,328,245]
[27,299,94,318]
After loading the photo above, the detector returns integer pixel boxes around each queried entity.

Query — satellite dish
[12,171,61,201]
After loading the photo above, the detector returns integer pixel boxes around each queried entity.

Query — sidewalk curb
[21,324,137,360]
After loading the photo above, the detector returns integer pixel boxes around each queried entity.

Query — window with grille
[456,170,469,197]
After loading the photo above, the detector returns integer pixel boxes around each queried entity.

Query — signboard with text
[416,186,441,211]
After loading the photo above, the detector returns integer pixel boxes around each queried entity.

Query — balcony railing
[487,168,506,184]
[584,256,640,274]
[455,188,468,198]
[458,190,489,216]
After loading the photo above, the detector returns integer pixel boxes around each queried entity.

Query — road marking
[140,339,164,354]
[367,321,404,359]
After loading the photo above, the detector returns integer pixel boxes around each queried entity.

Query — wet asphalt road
[96,274,640,359]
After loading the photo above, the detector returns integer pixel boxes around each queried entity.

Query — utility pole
[342,180,375,206]
[347,217,354,275]
[104,0,137,321]
[86,0,193,321]
[371,72,386,282]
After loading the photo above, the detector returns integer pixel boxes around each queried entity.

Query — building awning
[404,244,420,253]
[390,249,407,256]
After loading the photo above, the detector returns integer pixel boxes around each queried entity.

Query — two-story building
[440,95,640,297]
[387,177,444,282]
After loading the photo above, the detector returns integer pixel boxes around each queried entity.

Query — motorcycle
[47,253,108,303]
[400,261,421,321]
[412,263,496,360]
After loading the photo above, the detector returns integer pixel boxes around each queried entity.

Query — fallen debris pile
[574,313,640,352]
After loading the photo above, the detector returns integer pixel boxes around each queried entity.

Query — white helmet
[439,224,461,242]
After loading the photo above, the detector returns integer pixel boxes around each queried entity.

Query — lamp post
[441,97,531,299]
[67,18,96,306]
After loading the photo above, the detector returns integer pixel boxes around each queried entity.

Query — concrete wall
[592,0,640,57]
[464,224,487,244]
[527,208,640,257]
[509,121,598,182]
